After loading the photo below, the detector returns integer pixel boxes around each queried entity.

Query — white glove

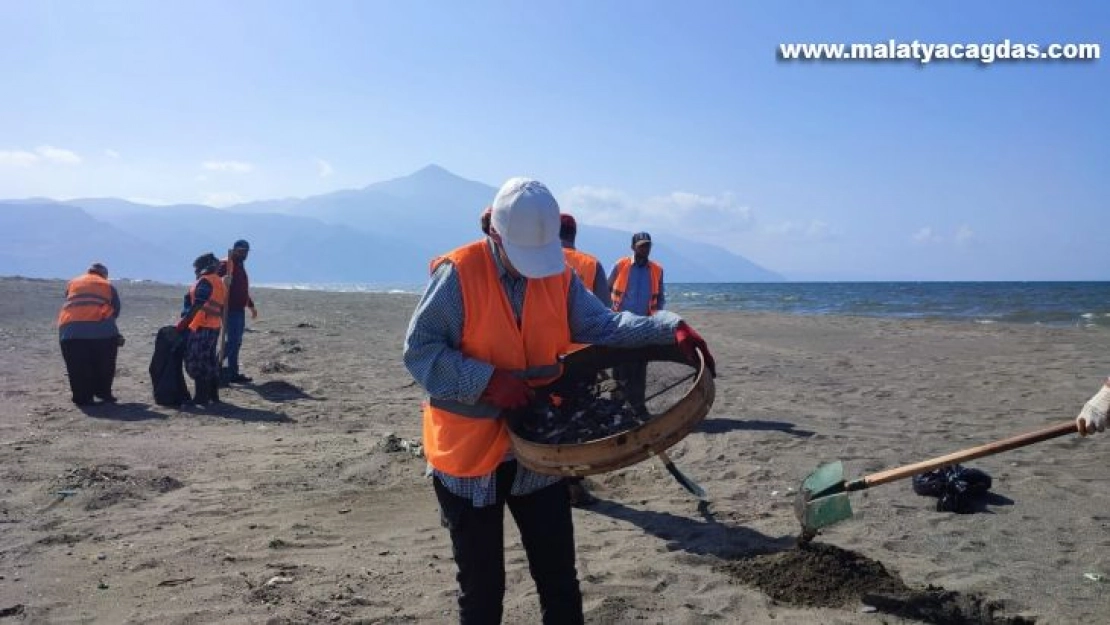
[1076,381,1110,436]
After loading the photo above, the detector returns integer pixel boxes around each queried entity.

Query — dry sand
[0,276,1107,624]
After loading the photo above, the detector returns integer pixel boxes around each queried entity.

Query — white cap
[490,177,565,278]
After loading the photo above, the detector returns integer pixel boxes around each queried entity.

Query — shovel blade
[799,491,854,534]
[795,461,854,535]
[801,460,845,499]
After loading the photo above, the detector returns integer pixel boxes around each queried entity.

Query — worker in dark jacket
[217,239,257,384]
[57,263,123,406]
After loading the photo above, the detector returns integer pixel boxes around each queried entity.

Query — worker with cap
[559,213,610,308]
[404,177,715,625]
[57,262,123,406]
[558,212,607,507]
[177,253,227,405]
[218,239,257,384]
[609,232,666,412]
[609,232,664,316]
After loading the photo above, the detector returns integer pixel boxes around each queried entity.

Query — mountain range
[0,165,783,286]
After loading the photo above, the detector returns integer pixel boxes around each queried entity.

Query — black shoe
[230,374,252,384]
[97,395,118,403]
[73,398,95,407]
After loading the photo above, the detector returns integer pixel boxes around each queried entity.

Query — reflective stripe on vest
[610,257,662,315]
[563,248,600,292]
[57,273,114,327]
[189,273,227,331]
[422,240,572,477]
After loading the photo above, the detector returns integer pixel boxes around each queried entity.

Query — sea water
[260,281,1110,328]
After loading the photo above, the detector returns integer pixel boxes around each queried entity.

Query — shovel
[794,420,1078,539]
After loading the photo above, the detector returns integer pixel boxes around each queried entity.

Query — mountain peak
[364,164,471,192]
[412,163,453,178]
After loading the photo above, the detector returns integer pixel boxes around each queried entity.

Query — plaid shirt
[404,238,682,507]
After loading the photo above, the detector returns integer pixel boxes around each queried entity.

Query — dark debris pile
[511,372,652,445]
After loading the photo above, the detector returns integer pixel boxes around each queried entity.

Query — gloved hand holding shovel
[1076,378,1110,436]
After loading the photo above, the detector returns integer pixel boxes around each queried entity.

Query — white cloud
[911,227,943,244]
[0,145,83,166]
[955,224,974,245]
[104,149,120,159]
[201,160,255,173]
[36,145,82,164]
[195,174,208,182]
[764,219,835,240]
[912,225,974,246]
[201,191,246,207]
[0,150,39,167]
[315,158,334,178]
[562,186,756,242]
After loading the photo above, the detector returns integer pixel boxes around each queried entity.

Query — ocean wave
[257,282,424,295]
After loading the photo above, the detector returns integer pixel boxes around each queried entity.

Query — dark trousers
[223,308,245,375]
[615,361,648,411]
[60,338,118,404]
[433,461,584,625]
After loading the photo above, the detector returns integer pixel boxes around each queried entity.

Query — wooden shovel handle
[863,421,1078,489]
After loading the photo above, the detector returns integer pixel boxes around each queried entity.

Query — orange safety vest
[563,248,600,292]
[423,240,572,477]
[57,273,114,327]
[610,257,662,315]
[188,273,227,331]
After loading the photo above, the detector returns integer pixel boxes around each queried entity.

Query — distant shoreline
[11,275,1108,329]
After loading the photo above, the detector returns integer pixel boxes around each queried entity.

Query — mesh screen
[510,347,698,445]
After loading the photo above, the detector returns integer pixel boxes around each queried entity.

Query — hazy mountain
[0,165,782,284]
[0,202,167,281]
[221,165,783,282]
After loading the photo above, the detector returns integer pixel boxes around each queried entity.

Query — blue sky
[1,1,1106,280]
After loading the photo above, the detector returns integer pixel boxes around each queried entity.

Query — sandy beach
[1,276,1107,624]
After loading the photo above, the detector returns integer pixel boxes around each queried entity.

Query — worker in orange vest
[609,231,664,315]
[404,177,715,625]
[175,253,227,406]
[609,232,665,412]
[557,213,607,508]
[57,262,123,406]
[559,213,610,307]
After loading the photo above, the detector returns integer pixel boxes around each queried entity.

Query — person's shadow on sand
[79,402,168,421]
[179,403,296,424]
[696,417,815,438]
[239,380,320,403]
[587,500,796,559]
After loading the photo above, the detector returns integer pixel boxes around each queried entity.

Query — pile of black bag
[911,464,993,514]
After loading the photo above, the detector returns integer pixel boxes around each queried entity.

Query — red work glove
[480,369,533,410]
[675,321,716,378]
[174,318,190,333]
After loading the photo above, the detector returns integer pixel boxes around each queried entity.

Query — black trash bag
[149,326,192,407]
[911,464,992,514]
